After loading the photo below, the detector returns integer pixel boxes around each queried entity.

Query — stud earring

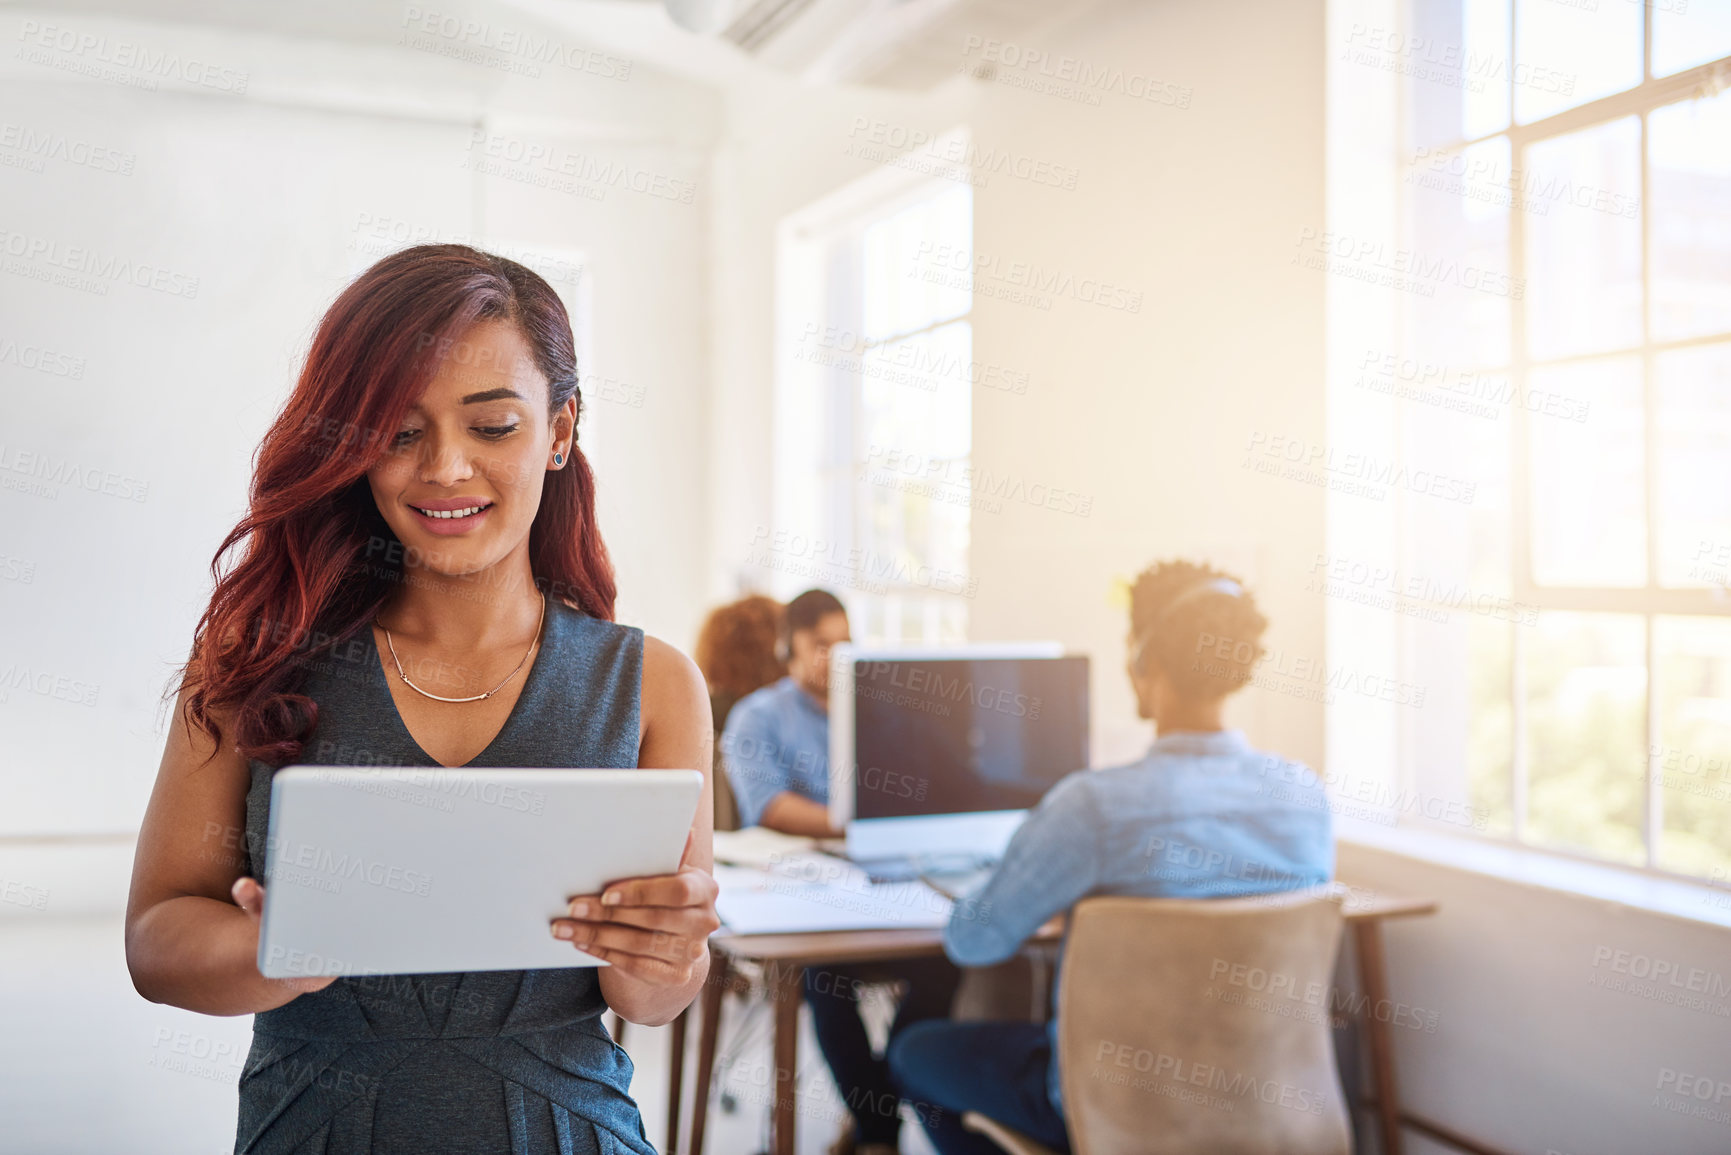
[552,452,565,466]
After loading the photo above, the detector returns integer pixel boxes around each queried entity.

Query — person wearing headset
[884,560,1335,1155]
[720,589,962,1155]
[719,588,849,838]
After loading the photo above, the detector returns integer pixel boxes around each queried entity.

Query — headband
[1129,575,1246,671]
[1157,576,1244,620]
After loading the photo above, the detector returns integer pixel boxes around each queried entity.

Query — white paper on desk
[713,864,954,934]
[711,826,818,869]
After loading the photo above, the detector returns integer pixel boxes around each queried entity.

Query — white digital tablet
[257,766,704,979]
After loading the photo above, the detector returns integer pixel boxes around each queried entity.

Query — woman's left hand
[551,834,721,985]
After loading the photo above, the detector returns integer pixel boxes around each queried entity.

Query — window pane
[1463,0,1512,138]
[861,184,972,341]
[1649,89,1731,342]
[856,593,968,645]
[856,322,972,597]
[1655,616,1731,881]
[1525,612,1647,865]
[1470,615,1515,836]
[1656,342,1731,588]
[1407,0,1512,148]
[1406,609,1515,837]
[1513,0,1642,124]
[1653,1,1731,78]
[854,468,971,603]
[1523,117,1643,359]
[859,323,972,462]
[1406,136,1511,369]
[1403,379,1512,594]
[1529,357,1645,587]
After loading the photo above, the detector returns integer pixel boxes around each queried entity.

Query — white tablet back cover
[258,766,703,978]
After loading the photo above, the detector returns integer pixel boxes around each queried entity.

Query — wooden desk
[669,887,1437,1155]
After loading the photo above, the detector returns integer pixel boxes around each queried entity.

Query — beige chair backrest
[1056,886,1351,1155]
[711,739,741,832]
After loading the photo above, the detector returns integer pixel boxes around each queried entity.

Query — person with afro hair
[886,559,1334,1155]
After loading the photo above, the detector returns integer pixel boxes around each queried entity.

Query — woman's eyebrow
[459,387,525,404]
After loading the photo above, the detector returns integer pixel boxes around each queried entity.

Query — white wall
[1341,833,1731,1155]
[962,0,1328,769]
[706,0,1329,771]
[0,4,718,839]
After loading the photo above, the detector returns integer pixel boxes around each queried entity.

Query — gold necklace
[377,594,546,703]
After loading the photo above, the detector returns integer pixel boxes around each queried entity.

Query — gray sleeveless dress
[234,590,658,1155]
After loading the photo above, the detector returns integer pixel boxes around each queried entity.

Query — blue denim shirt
[719,677,831,828]
[943,729,1335,1116]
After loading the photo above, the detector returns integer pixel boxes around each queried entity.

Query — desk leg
[1354,921,1403,1155]
[689,952,729,1155]
[666,1007,687,1155]
[771,963,804,1155]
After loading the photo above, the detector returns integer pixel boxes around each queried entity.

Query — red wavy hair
[694,595,786,700]
[172,244,615,767]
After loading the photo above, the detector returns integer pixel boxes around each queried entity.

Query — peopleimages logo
[795,322,1032,394]
[1243,430,1477,506]
[856,660,1044,720]
[0,333,86,379]
[0,122,136,175]
[1353,349,1589,424]
[0,228,200,299]
[745,524,976,598]
[1653,1067,1731,1126]
[263,834,434,898]
[959,36,1192,109]
[1090,1040,1330,1115]
[15,20,250,94]
[0,443,149,502]
[1293,227,1524,300]
[1340,24,1575,98]
[844,118,1081,191]
[400,6,633,80]
[464,130,696,205]
[862,444,1094,518]
[1406,146,1639,220]
[1590,947,1731,998]
[911,241,1143,313]
[1306,551,1540,627]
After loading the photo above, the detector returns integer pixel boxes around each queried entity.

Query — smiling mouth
[410,502,494,520]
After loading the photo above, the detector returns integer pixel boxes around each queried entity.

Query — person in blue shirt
[885,560,1335,1155]
[720,588,848,837]
[720,589,962,1155]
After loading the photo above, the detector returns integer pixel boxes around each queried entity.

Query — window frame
[1386,0,1731,878]
[773,135,976,644]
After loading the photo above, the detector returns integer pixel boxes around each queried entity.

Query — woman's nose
[416,435,474,486]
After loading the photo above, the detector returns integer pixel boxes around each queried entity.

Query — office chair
[963,887,1352,1155]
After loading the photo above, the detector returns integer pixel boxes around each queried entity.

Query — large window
[1329,0,1731,880]
[774,166,974,644]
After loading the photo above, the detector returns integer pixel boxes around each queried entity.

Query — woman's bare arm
[124,676,332,1015]
[556,634,717,1027]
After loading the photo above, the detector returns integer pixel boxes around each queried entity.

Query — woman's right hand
[231,877,341,995]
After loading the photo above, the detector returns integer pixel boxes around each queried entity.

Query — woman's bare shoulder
[638,634,710,740]
[640,635,706,704]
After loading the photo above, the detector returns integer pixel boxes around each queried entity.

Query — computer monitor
[827,644,1091,863]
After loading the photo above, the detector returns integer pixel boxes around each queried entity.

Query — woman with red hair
[123,244,718,1154]
[693,593,785,830]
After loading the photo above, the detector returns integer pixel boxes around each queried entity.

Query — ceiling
[1,0,1100,92]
